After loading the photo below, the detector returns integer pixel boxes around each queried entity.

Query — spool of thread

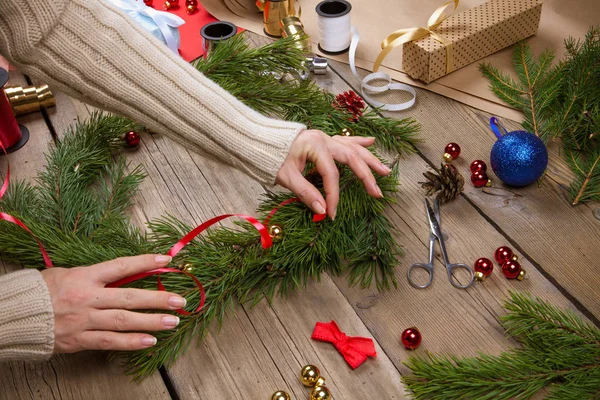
[316,0,352,55]
[280,16,312,54]
[262,0,294,38]
[0,68,29,154]
[4,84,56,117]
[305,57,328,75]
[200,21,238,58]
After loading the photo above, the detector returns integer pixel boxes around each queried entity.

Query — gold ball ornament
[271,391,291,400]
[511,254,519,262]
[300,365,321,387]
[340,127,354,137]
[310,385,332,400]
[315,376,326,387]
[517,269,527,281]
[268,224,284,241]
[442,152,453,163]
[474,271,486,282]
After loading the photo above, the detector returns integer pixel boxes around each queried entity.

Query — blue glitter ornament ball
[490,130,548,187]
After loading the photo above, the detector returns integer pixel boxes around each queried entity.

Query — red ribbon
[312,320,377,369]
[263,197,327,226]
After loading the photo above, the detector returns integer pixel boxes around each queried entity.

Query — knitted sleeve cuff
[0,269,55,361]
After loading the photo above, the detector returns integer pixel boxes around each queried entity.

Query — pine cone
[419,163,464,204]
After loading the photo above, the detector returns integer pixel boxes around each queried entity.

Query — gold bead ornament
[517,269,527,281]
[271,390,291,400]
[310,385,332,400]
[300,365,320,386]
[269,224,284,241]
[340,127,353,137]
[474,271,486,282]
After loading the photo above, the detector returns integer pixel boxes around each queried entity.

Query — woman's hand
[41,254,185,353]
[276,129,391,219]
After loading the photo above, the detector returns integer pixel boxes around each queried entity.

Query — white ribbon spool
[106,0,185,54]
[316,1,352,54]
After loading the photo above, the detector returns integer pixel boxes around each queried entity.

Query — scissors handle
[407,262,434,289]
[446,263,475,289]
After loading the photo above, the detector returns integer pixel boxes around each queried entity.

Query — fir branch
[402,292,600,400]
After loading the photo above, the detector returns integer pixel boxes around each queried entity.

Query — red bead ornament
[470,160,487,173]
[473,257,494,281]
[471,171,489,188]
[124,131,141,147]
[443,143,461,163]
[502,260,522,279]
[143,0,153,6]
[186,0,198,13]
[401,327,422,350]
[494,246,513,264]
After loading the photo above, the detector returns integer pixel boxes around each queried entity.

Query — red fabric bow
[312,320,377,369]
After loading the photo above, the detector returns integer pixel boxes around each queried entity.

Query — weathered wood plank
[331,59,600,321]
[0,74,170,400]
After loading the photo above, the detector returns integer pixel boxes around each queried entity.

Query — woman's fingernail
[162,316,180,328]
[141,337,157,347]
[311,201,326,215]
[155,255,172,264]
[168,296,186,308]
[381,163,391,173]
[331,207,337,220]
[377,186,384,198]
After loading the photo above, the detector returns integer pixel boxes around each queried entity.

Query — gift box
[401,0,543,83]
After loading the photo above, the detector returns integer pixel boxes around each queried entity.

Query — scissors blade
[425,198,442,239]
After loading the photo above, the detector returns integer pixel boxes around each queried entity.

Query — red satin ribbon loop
[312,320,377,369]
[168,213,273,257]
[263,197,326,226]
[106,267,205,316]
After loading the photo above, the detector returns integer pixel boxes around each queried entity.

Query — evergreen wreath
[0,35,420,378]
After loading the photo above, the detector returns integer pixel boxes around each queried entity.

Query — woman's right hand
[41,254,185,353]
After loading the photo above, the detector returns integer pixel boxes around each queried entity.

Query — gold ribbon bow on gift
[373,0,460,74]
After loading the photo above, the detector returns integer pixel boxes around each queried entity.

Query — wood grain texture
[0,74,169,400]
[330,59,600,321]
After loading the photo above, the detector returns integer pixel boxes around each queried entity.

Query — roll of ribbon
[200,21,238,58]
[316,0,352,55]
[263,0,295,37]
[4,84,56,117]
[0,68,29,153]
[280,16,312,54]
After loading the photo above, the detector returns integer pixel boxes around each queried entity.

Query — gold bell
[442,152,453,163]
[300,365,320,386]
[340,127,353,137]
[4,84,56,117]
[269,224,284,241]
[474,271,486,282]
[179,263,193,272]
[164,0,178,9]
[271,390,291,400]
[511,254,519,262]
[517,269,527,281]
[485,179,492,187]
[310,385,332,400]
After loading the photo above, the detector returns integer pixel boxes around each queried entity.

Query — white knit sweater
[0,0,306,360]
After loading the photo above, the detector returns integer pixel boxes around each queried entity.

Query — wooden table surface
[1,31,599,400]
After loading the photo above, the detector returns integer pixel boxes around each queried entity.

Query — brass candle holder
[3,84,56,117]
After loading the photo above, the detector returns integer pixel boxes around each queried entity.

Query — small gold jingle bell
[269,224,284,241]
[511,254,519,262]
[300,364,321,386]
[442,152,453,163]
[340,127,354,137]
[474,271,486,282]
[179,263,193,272]
[310,385,332,400]
[485,179,492,187]
[517,269,527,281]
[271,390,291,400]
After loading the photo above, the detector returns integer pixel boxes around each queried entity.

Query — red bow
[311,320,377,369]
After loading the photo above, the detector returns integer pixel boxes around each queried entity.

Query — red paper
[160,2,244,62]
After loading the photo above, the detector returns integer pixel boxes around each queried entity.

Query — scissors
[408,198,475,290]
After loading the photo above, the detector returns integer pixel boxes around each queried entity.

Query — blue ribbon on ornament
[490,117,509,140]
[107,0,185,54]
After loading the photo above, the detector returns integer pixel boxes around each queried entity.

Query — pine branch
[402,292,600,400]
